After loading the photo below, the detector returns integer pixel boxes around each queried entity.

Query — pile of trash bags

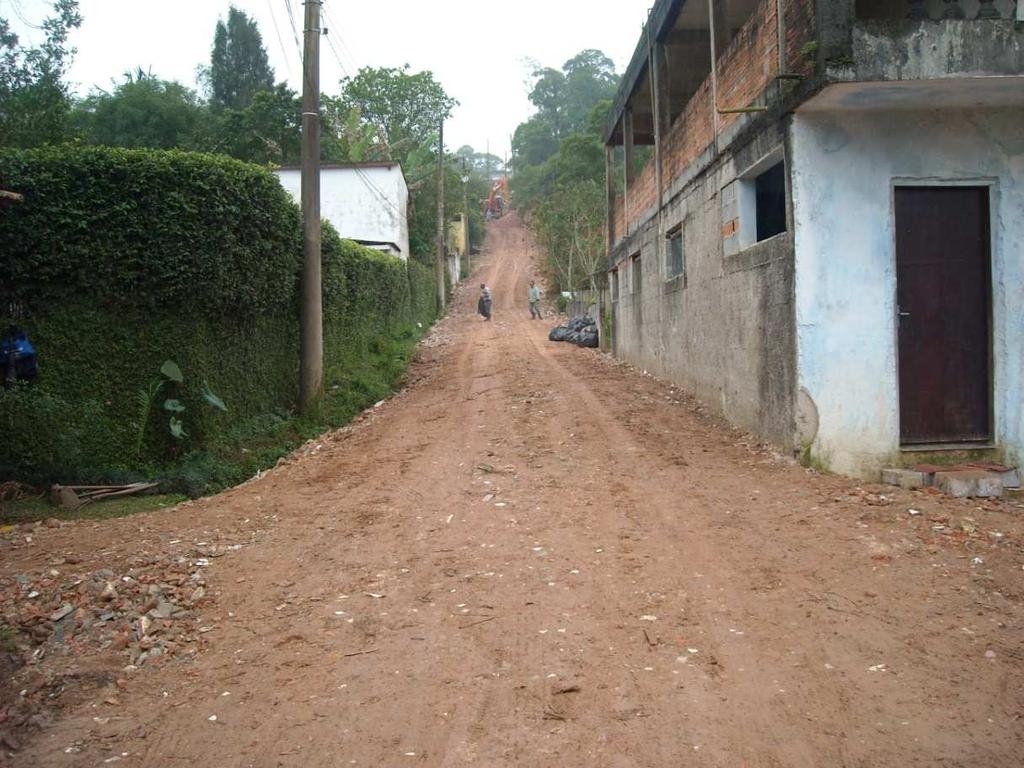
[549,315,599,348]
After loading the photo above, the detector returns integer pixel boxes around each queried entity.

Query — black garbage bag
[548,326,571,342]
[578,328,599,348]
[567,331,582,344]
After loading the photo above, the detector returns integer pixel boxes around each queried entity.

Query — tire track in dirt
[8,214,1023,768]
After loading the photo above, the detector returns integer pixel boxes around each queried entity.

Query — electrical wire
[9,0,43,30]
[353,167,403,218]
[320,4,360,76]
[322,26,350,78]
[266,0,294,76]
[283,0,302,55]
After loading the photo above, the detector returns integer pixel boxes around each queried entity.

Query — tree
[73,71,205,150]
[562,50,617,134]
[511,50,621,291]
[454,145,504,178]
[209,6,274,110]
[202,83,303,164]
[0,0,81,147]
[525,50,616,145]
[337,65,457,163]
[512,116,559,169]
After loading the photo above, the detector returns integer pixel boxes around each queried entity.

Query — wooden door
[895,186,991,445]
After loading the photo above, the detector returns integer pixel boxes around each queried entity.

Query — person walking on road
[528,281,542,320]
[478,283,492,321]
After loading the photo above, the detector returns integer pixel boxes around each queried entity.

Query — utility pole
[435,118,446,312]
[461,158,470,277]
[299,0,323,412]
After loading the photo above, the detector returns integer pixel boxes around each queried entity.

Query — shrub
[0,146,437,488]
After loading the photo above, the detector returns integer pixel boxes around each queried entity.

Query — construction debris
[49,483,160,510]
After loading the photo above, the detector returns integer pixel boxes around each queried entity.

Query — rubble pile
[0,522,233,742]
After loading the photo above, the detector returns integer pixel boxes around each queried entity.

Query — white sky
[5,0,652,156]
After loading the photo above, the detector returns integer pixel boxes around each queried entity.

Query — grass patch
[0,625,18,652]
[0,493,188,526]
[151,322,426,500]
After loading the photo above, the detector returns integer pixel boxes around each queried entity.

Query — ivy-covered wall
[0,146,437,489]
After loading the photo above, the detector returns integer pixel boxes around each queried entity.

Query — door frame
[889,177,998,448]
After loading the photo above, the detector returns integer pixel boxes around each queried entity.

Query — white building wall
[275,165,410,261]
[790,108,1024,477]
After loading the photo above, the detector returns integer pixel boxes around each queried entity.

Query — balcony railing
[858,0,1019,21]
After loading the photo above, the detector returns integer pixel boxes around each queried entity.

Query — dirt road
[5,214,1023,767]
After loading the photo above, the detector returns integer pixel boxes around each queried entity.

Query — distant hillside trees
[512,49,619,292]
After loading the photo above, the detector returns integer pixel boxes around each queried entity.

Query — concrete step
[881,463,1019,497]
[933,469,1003,499]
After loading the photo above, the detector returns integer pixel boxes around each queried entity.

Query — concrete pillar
[816,0,856,66]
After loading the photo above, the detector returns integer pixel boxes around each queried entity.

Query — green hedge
[0,146,436,489]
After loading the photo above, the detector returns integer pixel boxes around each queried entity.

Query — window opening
[754,161,787,243]
[666,226,684,281]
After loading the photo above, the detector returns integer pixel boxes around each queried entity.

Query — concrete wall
[790,108,1024,476]
[275,165,410,261]
[610,120,797,449]
[848,18,1024,81]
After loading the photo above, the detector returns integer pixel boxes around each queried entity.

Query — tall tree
[337,65,457,163]
[209,6,274,110]
[0,0,81,147]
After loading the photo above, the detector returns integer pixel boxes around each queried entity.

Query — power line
[9,0,44,30]
[321,5,359,76]
[354,167,402,218]
[283,0,302,56]
[322,26,350,78]
[266,0,294,76]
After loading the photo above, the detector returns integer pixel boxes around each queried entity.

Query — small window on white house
[666,225,684,281]
[610,268,619,302]
[631,253,642,294]
[754,161,787,242]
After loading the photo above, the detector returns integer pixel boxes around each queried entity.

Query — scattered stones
[0,540,238,740]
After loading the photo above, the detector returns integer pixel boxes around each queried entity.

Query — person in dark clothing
[478,283,492,320]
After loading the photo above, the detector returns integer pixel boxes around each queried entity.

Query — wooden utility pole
[299,0,323,412]
[462,159,470,277]
[435,119,446,312]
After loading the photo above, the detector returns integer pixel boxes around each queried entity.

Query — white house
[275,162,410,261]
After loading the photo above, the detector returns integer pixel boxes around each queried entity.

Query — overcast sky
[6,0,653,156]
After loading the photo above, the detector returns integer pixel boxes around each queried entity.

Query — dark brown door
[895,186,991,445]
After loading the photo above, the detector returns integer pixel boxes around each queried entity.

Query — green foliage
[72,72,206,150]
[135,379,165,457]
[512,51,620,292]
[209,6,274,110]
[0,145,438,494]
[337,65,457,163]
[199,83,304,165]
[160,360,183,383]
[0,0,81,147]
[0,145,301,314]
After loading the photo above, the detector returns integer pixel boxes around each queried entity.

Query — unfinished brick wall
[612,0,816,242]
[613,194,625,241]
[662,77,715,187]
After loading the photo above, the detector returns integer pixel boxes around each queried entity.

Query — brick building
[604,0,1024,477]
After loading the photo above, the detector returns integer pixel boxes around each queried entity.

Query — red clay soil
[3,214,1023,767]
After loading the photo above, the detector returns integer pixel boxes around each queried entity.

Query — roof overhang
[604,0,686,145]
